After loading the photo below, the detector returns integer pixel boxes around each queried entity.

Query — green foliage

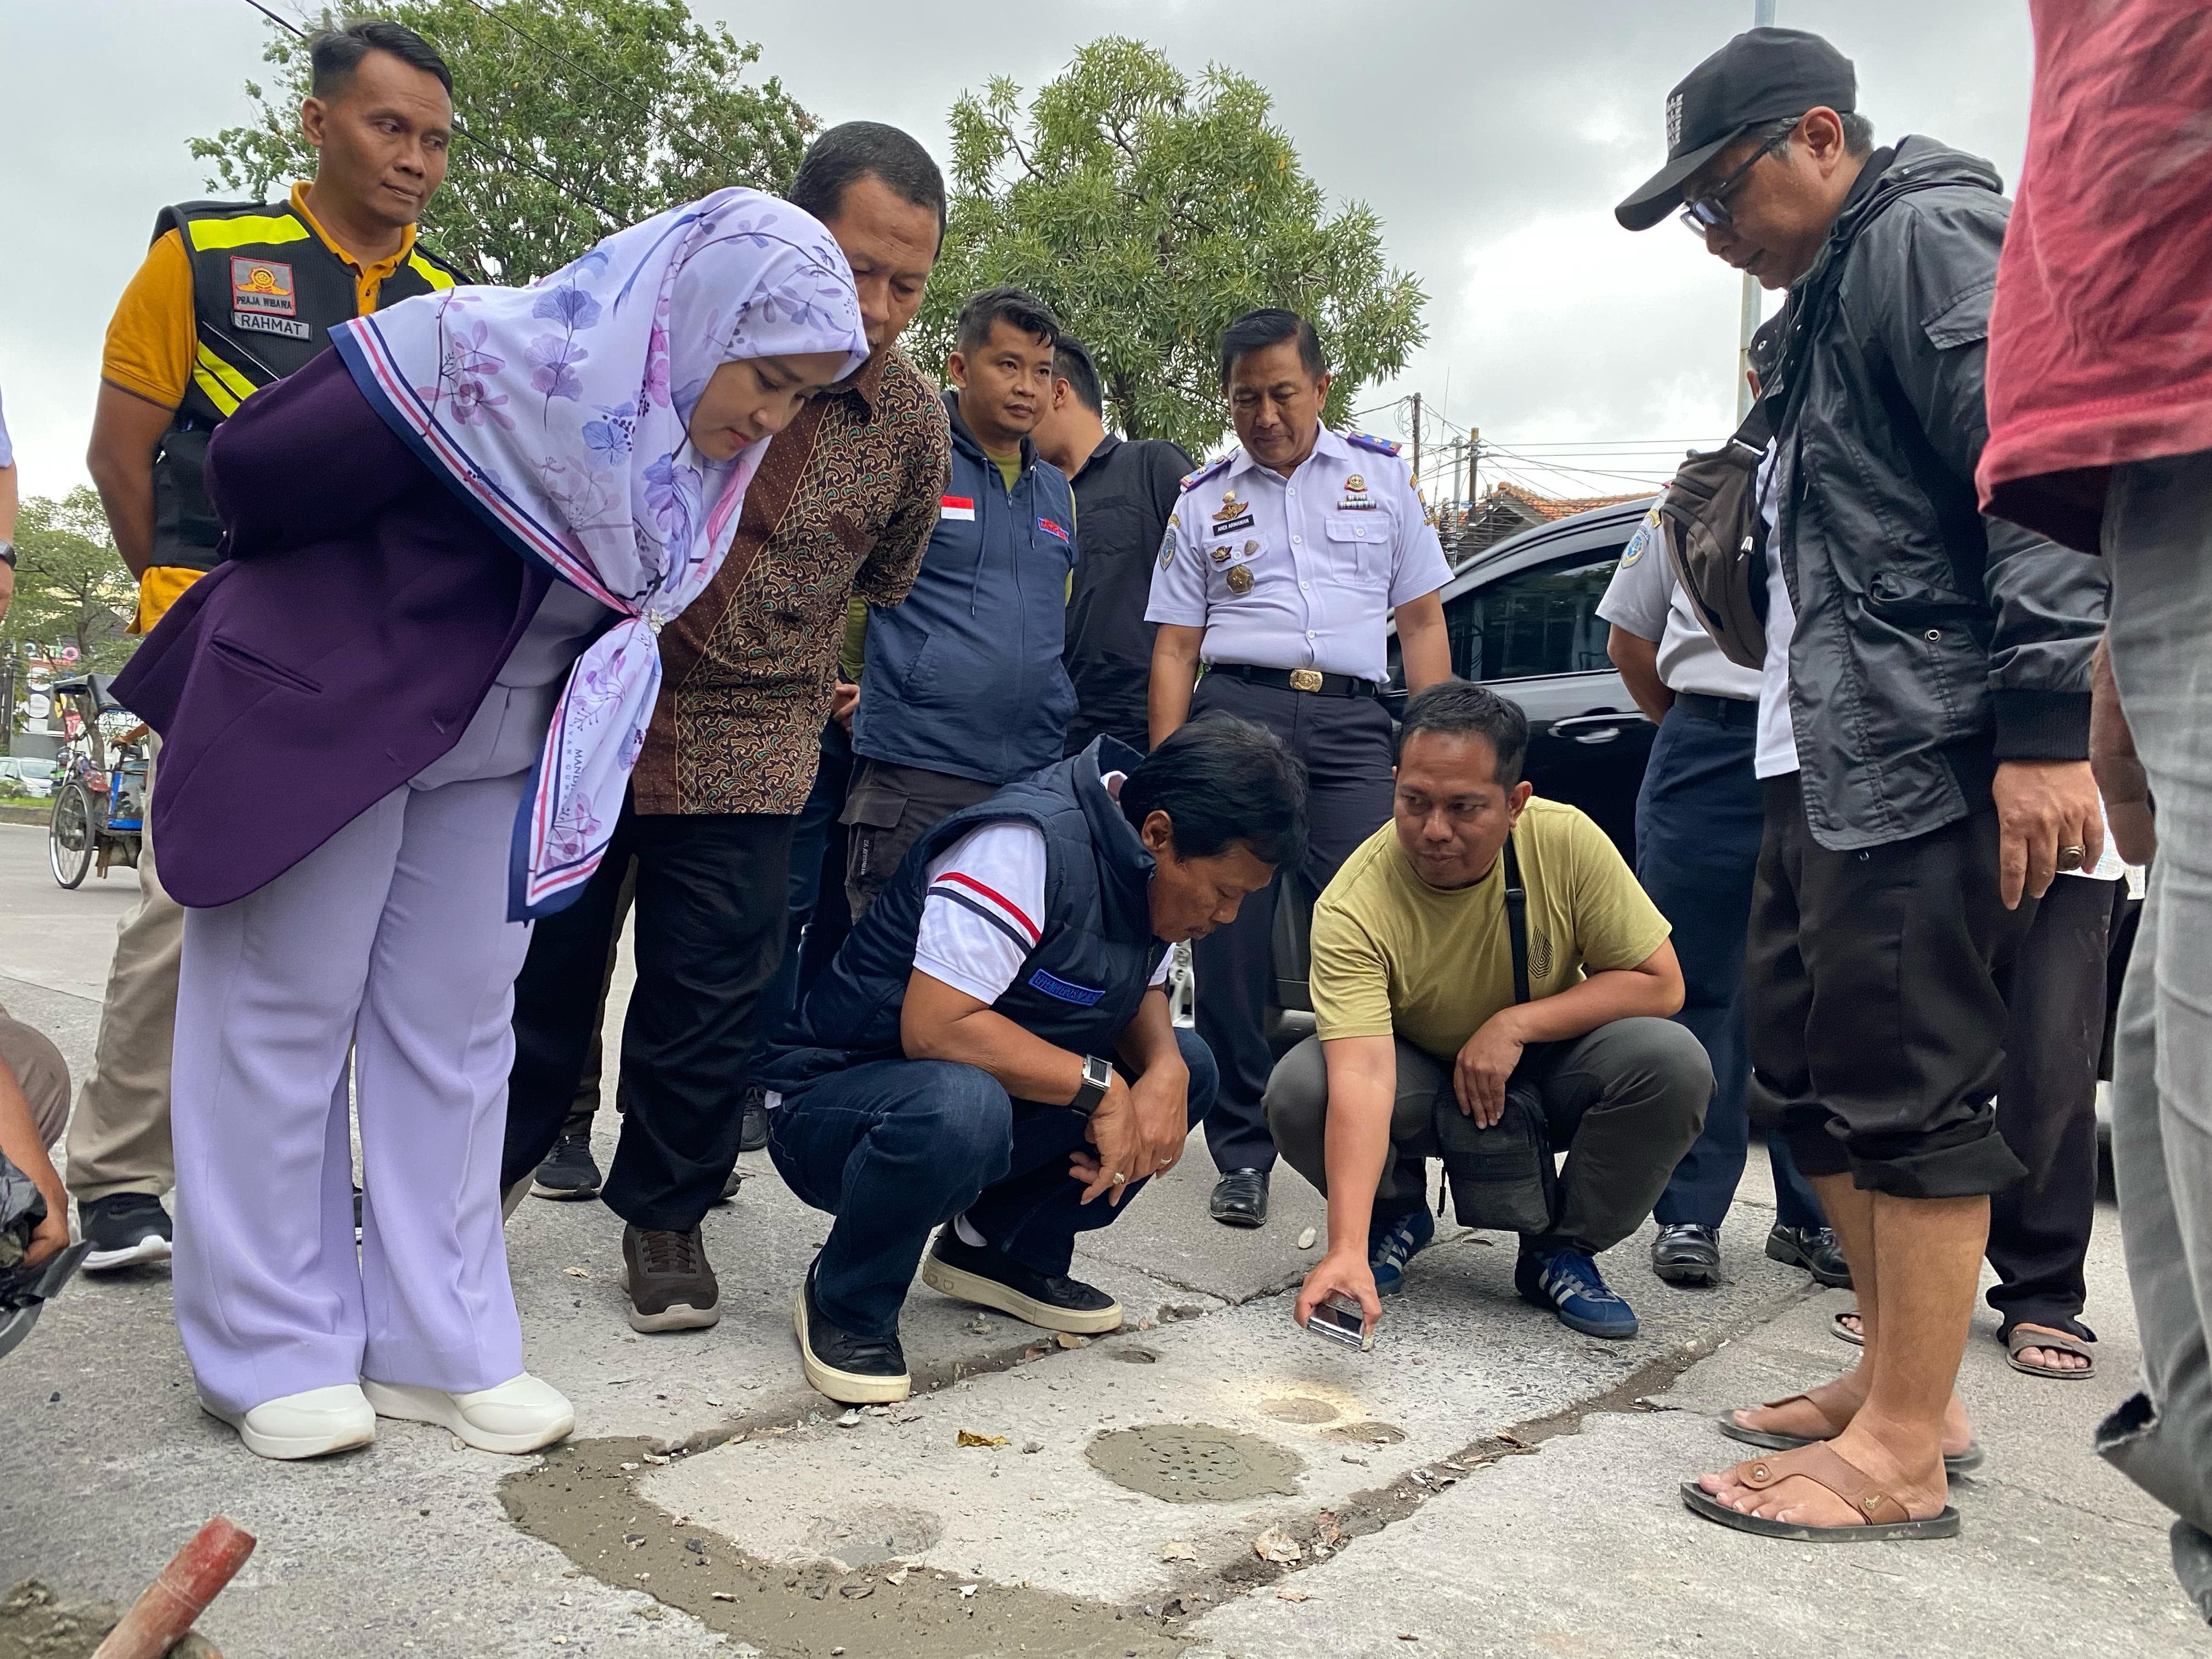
[2,490,138,672]
[190,0,815,283]
[918,37,1427,458]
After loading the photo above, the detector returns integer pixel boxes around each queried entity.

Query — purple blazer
[112,352,554,909]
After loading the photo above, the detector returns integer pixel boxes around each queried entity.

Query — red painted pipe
[91,1516,256,1659]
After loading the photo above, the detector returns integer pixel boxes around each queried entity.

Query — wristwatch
[0,541,15,570]
[1069,1054,1113,1118]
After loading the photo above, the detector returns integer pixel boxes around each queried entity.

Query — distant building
[1454,482,1649,558]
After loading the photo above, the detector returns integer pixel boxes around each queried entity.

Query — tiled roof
[1484,482,1650,522]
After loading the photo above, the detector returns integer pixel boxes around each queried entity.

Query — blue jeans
[1637,699,1824,1232]
[768,1027,1217,1337]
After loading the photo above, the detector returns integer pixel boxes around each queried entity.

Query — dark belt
[1208,663,1379,698]
[1672,691,1759,728]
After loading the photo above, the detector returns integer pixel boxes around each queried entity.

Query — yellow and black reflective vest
[149,198,464,571]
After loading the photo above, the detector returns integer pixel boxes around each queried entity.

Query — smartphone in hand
[1306,1292,1374,1353]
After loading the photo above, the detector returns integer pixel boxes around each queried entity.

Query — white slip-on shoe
[362,1373,575,1454]
[199,1384,376,1461]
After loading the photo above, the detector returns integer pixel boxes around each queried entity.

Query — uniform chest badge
[1338,473,1377,511]
[1225,564,1255,595]
[1211,491,1255,535]
[231,257,297,315]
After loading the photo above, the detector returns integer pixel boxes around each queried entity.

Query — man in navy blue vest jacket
[759,717,1307,1404]
[842,287,1084,919]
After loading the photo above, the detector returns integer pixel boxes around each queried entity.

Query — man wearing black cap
[1617,29,2107,1542]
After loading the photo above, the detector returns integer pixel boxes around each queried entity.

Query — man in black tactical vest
[70,20,463,1274]
[756,716,1308,1404]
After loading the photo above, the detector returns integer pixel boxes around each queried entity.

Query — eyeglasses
[1678,124,1796,238]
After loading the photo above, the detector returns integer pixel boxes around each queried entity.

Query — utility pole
[1737,0,1777,421]
[1408,392,1422,486]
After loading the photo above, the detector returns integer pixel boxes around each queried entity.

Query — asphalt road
[0,820,2196,1657]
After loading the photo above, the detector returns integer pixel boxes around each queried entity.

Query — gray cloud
[0,0,2030,501]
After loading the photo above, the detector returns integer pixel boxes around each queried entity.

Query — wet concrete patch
[1257,1395,1340,1425]
[1086,1423,1306,1503]
[501,1435,1189,1658]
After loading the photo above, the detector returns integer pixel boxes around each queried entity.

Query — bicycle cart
[47,674,147,890]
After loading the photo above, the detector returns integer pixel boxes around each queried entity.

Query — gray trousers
[1263,1018,1710,1255]
[2097,447,2212,1614]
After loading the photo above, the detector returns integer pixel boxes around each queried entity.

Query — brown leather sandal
[1719,1395,1984,1474]
[1681,1442,1961,1542]
[2004,1323,2097,1379]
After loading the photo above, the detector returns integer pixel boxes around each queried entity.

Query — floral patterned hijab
[330,188,868,918]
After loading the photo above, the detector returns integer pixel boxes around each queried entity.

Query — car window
[20,759,54,779]
[1451,543,1628,681]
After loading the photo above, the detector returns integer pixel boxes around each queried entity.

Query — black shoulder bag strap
[1502,833,1529,1006]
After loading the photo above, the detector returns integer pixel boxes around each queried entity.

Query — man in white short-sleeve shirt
[755,718,1307,1405]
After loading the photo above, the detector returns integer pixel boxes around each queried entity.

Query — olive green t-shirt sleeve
[1310,895,1399,1042]
[1568,808,1673,971]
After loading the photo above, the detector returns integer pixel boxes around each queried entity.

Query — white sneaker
[200,1384,376,1461]
[362,1373,575,1454]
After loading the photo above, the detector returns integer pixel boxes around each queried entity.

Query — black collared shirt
[1061,431,1194,753]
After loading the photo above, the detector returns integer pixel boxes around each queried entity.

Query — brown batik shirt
[631,345,950,815]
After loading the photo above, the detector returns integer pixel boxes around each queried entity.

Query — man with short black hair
[760,715,1305,1403]
[72,17,463,1273]
[841,286,1082,918]
[499,121,953,1332]
[1274,680,1709,1342]
[1618,27,2107,1541]
[1147,306,1453,1228]
[1033,336,1193,755]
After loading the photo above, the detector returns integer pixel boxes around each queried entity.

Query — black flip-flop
[1683,1444,1960,1542]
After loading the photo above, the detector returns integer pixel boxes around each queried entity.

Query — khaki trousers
[0,1001,70,1151]
[64,740,183,1203]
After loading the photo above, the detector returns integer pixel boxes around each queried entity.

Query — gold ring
[1111,1172,1127,1184]
[2057,844,2086,872]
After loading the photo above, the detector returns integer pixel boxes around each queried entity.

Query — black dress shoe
[1767,1223,1852,1289]
[921,1229,1122,1334]
[795,1261,909,1404]
[1210,1167,1269,1228]
[739,1083,770,1154]
[1650,1222,1721,1285]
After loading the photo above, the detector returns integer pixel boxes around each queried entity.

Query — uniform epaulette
[1345,431,1401,458]
[1178,455,1233,494]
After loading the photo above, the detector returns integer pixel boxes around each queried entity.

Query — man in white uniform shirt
[1146,307,1453,1228]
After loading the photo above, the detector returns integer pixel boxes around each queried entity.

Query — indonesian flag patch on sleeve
[940,495,977,521]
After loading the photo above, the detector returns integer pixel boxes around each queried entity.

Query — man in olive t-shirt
[1268,681,1711,1341]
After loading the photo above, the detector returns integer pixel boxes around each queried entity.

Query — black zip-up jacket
[1062,432,1193,755]
[1769,136,2107,851]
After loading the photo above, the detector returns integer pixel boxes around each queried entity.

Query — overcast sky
[0,0,2034,505]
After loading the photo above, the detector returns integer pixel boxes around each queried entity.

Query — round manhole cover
[1259,1396,1340,1425]
[1086,1424,1304,1503]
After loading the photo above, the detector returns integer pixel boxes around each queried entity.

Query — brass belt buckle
[1288,668,1324,693]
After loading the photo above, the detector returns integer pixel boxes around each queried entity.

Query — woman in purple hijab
[115,189,868,1462]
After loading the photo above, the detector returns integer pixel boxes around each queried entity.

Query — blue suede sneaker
[1515,1245,1639,1339]
[1368,1208,1435,1296]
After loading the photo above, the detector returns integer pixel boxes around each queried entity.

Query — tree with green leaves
[918,37,1426,459]
[2,490,139,672]
[191,0,815,284]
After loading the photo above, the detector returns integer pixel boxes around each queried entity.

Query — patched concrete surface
[1,823,2198,1656]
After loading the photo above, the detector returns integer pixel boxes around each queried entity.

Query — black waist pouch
[1431,1068,1556,1234]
